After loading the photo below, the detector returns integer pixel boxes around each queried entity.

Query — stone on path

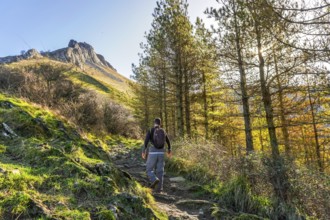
[170,176,186,182]
[153,193,176,202]
[176,199,213,206]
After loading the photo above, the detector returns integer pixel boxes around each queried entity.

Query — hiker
[142,118,171,193]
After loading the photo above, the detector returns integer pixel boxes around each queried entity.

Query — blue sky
[0,0,218,78]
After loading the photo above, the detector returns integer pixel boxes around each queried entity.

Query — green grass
[69,71,111,93]
[0,94,165,219]
[65,70,131,107]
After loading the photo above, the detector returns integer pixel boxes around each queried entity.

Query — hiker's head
[154,118,161,127]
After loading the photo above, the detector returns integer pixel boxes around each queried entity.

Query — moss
[0,94,165,219]
[54,209,91,220]
[96,209,116,220]
[0,192,31,216]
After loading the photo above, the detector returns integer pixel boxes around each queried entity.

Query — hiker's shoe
[150,179,160,189]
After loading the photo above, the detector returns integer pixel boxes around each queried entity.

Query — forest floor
[112,146,215,220]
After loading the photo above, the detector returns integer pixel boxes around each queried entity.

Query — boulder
[1,122,18,138]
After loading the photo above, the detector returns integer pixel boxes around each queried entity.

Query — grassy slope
[8,58,132,106]
[0,94,165,219]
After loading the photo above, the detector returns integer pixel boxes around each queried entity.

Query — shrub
[211,176,270,218]
[102,101,140,138]
[0,62,140,138]
[0,66,25,91]
[289,166,330,219]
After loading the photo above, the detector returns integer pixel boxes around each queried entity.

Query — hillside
[0,40,132,104]
[0,94,165,219]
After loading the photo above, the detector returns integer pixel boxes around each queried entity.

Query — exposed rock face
[0,49,42,64]
[0,40,116,71]
[43,40,116,71]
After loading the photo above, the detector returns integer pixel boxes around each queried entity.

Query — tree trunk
[306,74,323,172]
[233,9,254,153]
[176,53,184,136]
[201,71,209,139]
[256,26,279,158]
[143,86,150,131]
[274,52,291,156]
[255,24,288,202]
[158,77,163,120]
[184,68,191,137]
[163,73,169,132]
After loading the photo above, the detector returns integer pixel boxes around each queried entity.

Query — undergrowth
[166,138,329,220]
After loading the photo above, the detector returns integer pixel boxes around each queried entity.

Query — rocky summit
[0,40,116,71]
[0,49,42,63]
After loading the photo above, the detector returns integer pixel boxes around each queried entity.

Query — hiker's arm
[166,135,171,152]
[143,130,151,151]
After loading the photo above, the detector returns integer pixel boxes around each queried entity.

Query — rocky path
[112,147,215,220]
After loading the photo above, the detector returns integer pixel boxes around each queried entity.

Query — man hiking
[142,118,171,193]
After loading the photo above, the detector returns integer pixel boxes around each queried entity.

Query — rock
[107,204,118,219]
[1,122,18,138]
[0,101,14,109]
[0,40,118,79]
[199,208,204,217]
[28,199,52,218]
[12,169,21,175]
[68,39,78,48]
[23,49,42,59]
[175,199,214,207]
[0,167,6,174]
[0,49,41,64]
[153,193,176,202]
[43,40,117,72]
[170,176,186,182]
[94,163,111,175]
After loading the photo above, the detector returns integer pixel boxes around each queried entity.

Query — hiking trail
[111,146,215,220]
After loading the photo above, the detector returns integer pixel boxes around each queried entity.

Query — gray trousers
[146,153,165,191]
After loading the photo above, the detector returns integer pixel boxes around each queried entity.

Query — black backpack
[151,127,166,149]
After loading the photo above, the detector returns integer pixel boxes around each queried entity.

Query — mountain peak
[0,40,116,72]
[44,40,116,71]
[68,39,78,48]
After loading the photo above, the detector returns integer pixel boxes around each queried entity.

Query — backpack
[151,127,166,149]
